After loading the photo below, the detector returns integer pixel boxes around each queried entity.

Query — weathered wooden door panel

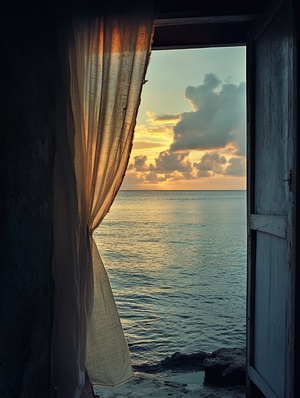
[247,0,295,396]
[254,232,287,396]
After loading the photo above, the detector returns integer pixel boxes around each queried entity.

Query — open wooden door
[246,0,296,397]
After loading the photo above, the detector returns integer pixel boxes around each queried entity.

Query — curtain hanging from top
[52,2,155,397]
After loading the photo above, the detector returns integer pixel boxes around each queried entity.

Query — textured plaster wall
[0,2,57,397]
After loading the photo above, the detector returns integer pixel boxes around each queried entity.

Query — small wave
[133,351,209,374]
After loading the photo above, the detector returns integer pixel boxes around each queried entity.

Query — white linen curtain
[52,2,155,397]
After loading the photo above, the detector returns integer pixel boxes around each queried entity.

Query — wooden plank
[284,2,297,396]
[246,32,257,394]
[249,214,286,238]
[251,0,284,41]
[154,15,257,26]
[156,0,269,20]
[254,233,286,396]
[152,22,251,49]
[248,367,279,398]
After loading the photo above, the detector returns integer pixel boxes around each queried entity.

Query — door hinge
[283,169,292,191]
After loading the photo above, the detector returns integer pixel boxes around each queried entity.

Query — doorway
[94,47,248,397]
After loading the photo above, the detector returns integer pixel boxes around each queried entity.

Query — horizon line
[119,188,246,191]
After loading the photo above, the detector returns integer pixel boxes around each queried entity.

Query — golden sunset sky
[121,47,246,190]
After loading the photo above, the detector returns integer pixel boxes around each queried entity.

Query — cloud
[193,151,227,176]
[170,74,246,155]
[128,150,194,184]
[144,171,167,183]
[129,151,193,175]
[122,170,145,186]
[124,73,247,188]
[147,110,180,124]
[224,157,246,176]
[131,155,148,172]
[126,151,246,186]
[151,150,192,174]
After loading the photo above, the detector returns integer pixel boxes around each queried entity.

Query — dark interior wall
[294,0,300,394]
[0,1,57,396]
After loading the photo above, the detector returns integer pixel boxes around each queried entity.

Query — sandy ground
[94,371,246,398]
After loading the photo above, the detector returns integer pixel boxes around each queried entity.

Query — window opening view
[94,47,247,397]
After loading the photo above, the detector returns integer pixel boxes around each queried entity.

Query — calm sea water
[94,190,247,370]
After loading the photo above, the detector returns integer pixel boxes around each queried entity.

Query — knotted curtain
[52,2,155,396]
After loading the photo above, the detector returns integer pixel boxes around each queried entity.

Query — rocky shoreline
[95,347,246,397]
[203,347,246,387]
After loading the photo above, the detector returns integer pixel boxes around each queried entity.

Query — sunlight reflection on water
[94,190,247,366]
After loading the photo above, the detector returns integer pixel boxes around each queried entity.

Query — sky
[121,47,246,190]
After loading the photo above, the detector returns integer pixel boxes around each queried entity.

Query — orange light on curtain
[52,1,155,397]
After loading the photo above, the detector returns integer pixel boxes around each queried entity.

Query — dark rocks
[203,348,246,386]
[133,351,209,373]
[160,351,209,371]
[133,347,246,387]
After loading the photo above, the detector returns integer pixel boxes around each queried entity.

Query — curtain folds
[52,2,155,397]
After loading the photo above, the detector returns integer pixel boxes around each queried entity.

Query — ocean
[94,190,247,373]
